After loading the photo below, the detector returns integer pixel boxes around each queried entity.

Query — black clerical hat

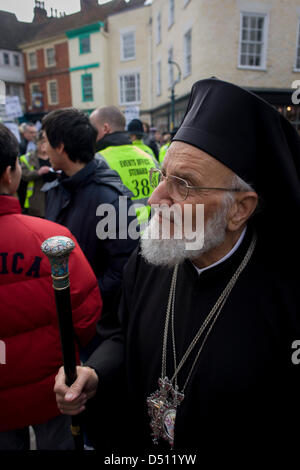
[173,78,300,254]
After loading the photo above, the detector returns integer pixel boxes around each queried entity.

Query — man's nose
[148,179,171,206]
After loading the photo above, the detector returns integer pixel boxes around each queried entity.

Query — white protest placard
[4,122,21,142]
[0,80,6,119]
[5,96,23,119]
[35,120,42,131]
[124,106,140,128]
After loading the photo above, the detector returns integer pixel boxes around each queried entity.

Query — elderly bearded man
[54,79,300,457]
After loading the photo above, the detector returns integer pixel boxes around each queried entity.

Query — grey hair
[24,122,36,131]
[230,173,255,192]
[221,173,257,216]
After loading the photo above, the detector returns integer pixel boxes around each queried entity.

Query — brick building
[22,38,72,118]
[17,0,145,120]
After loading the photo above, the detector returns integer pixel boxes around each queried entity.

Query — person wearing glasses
[53,78,300,458]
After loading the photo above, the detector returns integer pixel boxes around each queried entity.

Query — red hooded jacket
[0,196,102,432]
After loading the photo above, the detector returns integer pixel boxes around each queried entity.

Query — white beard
[141,203,229,267]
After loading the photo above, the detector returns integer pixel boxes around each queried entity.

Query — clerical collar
[192,227,247,276]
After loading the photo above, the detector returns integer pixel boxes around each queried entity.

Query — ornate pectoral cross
[147,377,184,448]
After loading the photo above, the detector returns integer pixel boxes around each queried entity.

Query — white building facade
[66,21,108,113]
[106,4,152,122]
[57,0,300,131]
[0,49,25,110]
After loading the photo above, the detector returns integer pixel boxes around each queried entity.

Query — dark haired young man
[0,123,101,449]
[42,108,138,318]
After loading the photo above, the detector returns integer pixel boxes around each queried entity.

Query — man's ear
[56,143,65,155]
[0,166,12,193]
[227,192,258,232]
[103,122,111,134]
[1,166,12,186]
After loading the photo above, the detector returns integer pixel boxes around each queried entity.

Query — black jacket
[143,135,159,160]
[95,131,132,152]
[44,158,139,310]
[19,136,29,156]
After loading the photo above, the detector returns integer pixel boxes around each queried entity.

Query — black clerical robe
[85,226,300,455]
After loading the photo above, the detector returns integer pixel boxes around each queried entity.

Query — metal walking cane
[41,236,84,451]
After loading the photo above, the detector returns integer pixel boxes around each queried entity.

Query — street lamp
[168,58,181,131]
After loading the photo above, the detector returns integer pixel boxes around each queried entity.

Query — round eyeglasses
[149,168,242,202]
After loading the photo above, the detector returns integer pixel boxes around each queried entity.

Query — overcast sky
[0,0,112,22]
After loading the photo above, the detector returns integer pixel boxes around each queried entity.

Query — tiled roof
[0,0,146,51]
[0,11,30,50]
[18,0,146,46]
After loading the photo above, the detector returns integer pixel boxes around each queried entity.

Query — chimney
[80,0,99,12]
[33,0,47,23]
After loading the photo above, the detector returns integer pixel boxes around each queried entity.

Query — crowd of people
[0,107,172,451]
[17,114,169,221]
[1,78,300,459]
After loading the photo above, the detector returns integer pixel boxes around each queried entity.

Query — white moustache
[152,206,182,225]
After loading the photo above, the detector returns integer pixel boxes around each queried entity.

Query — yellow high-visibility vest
[98,145,158,226]
[20,153,34,209]
[131,139,156,161]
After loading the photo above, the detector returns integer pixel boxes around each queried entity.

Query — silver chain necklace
[147,231,257,448]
